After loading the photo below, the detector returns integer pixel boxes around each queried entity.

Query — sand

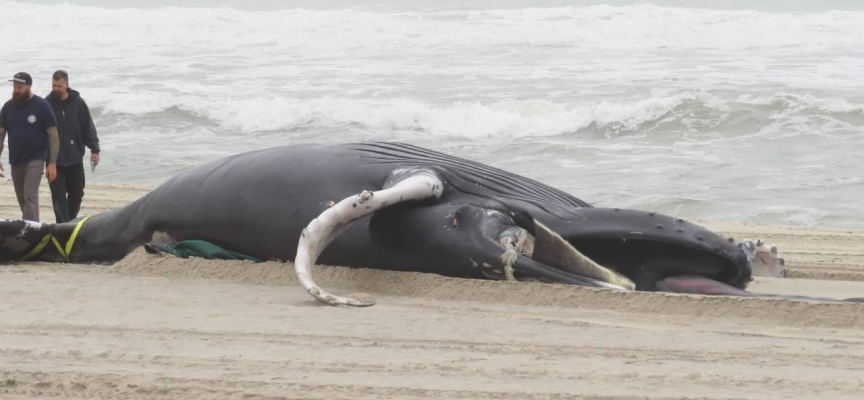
[2,179,864,399]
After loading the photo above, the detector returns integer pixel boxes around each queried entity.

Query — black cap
[9,72,32,85]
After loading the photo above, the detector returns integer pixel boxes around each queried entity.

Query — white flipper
[294,169,444,306]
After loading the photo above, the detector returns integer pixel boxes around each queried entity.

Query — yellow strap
[17,216,91,262]
[20,232,54,261]
[52,236,66,258]
[65,215,91,257]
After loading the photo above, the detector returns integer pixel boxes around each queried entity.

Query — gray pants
[11,159,45,222]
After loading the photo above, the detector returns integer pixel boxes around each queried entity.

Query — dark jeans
[49,162,86,223]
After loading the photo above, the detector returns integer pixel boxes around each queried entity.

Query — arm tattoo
[47,126,59,164]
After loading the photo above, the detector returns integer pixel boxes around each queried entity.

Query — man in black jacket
[45,70,101,223]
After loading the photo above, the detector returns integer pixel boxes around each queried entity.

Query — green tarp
[144,240,263,263]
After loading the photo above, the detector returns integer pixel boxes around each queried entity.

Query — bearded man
[0,72,60,222]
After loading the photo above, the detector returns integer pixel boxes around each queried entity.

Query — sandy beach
[2,179,863,399]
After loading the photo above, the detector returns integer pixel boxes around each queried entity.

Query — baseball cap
[8,72,32,85]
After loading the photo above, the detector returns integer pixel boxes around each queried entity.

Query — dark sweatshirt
[45,88,100,167]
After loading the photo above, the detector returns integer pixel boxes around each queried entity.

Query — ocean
[3,0,863,228]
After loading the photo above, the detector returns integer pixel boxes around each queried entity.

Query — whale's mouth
[565,236,748,291]
[523,207,754,292]
[494,218,635,290]
[529,220,637,290]
[495,212,751,292]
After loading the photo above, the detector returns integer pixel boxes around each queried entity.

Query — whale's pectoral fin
[294,168,444,307]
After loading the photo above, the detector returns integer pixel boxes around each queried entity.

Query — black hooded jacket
[45,88,100,167]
